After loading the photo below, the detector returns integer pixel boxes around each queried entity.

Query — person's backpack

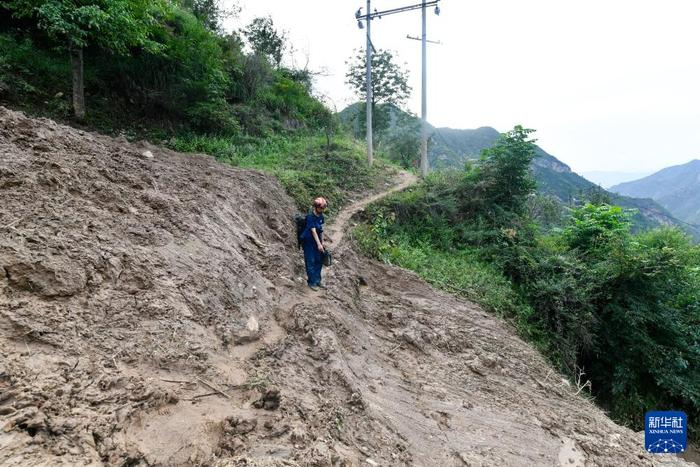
[294,213,307,249]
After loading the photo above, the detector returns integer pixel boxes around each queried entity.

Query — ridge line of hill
[611,159,700,226]
[337,102,700,239]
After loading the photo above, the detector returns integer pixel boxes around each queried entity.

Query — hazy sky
[227,1,700,173]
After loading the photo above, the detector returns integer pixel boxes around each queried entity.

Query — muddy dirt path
[326,170,418,247]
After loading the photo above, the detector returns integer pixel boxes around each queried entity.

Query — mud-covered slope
[0,108,691,466]
[0,107,301,465]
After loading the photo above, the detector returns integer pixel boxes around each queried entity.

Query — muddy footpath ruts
[0,107,693,466]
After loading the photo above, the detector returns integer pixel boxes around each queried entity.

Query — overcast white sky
[226,0,700,173]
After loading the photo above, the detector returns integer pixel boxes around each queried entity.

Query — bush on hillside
[168,133,391,214]
[0,34,69,102]
[357,126,700,440]
[0,2,332,138]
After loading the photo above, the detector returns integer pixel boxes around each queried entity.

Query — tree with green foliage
[563,208,700,435]
[243,16,286,67]
[469,126,538,219]
[345,49,411,109]
[1,0,340,141]
[527,194,564,230]
[381,123,421,169]
[6,0,166,120]
[582,185,612,206]
[178,0,238,32]
[563,203,629,251]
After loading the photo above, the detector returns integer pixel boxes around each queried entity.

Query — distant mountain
[429,127,685,230]
[338,104,699,238]
[430,125,577,190]
[580,171,654,189]
[610,160,700,225]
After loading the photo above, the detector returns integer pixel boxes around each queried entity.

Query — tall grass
[168,133,396,215]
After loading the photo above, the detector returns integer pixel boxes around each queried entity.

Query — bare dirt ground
[0,107,694,466]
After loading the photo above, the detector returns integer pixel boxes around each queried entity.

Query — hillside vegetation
[355,127,700,441]
[340,103,699,238]
[0,1,397,213]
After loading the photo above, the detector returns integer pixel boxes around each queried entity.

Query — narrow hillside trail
[325,170,418,248]
[0,107,693,467]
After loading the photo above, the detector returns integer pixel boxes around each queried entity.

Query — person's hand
[317,243,325,253]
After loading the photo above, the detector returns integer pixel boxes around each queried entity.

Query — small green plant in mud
[245,373,271,391]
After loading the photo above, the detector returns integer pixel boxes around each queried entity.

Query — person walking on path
[302,197,327,290]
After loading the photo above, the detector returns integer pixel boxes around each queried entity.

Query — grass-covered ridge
[169,133,396,215]
[354,127,700,440]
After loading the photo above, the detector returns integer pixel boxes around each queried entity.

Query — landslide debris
[0,107,693,466]
[0,107,301,465]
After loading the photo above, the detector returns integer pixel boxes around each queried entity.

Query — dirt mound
[0,107,692,466]
[0,107,298,465]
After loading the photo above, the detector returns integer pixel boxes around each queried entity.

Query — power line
[354,0,441,174]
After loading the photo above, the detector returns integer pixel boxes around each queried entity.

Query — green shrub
[0,3,334,140]
[185,98,240,135]
[0,33,70,103]
[354,127,700,441]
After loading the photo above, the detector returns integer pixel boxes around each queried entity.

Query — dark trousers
[303,242,322,286]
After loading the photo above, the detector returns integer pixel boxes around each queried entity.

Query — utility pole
[355,1,441,169]
[366,0,373,166]
[420,0,428,177]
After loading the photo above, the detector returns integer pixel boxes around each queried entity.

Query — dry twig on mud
[187,392,220,400]
[574,366,592,396]
[196,377,231,400]
[0,218,21,230]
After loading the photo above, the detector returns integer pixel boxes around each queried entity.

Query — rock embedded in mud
[468,357,487,376]
[5,406,48,436]
[269,424,291,438]
[290,427,307,445]
[253,388,281,410]
[347,392,365,410]
[228,316,263,345]
[219,436,245,454]
[223,416,257,435]
[247,315,259,333]
[2,256,87,297]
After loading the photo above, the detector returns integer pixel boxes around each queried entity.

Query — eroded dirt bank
[0,108,691,466]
